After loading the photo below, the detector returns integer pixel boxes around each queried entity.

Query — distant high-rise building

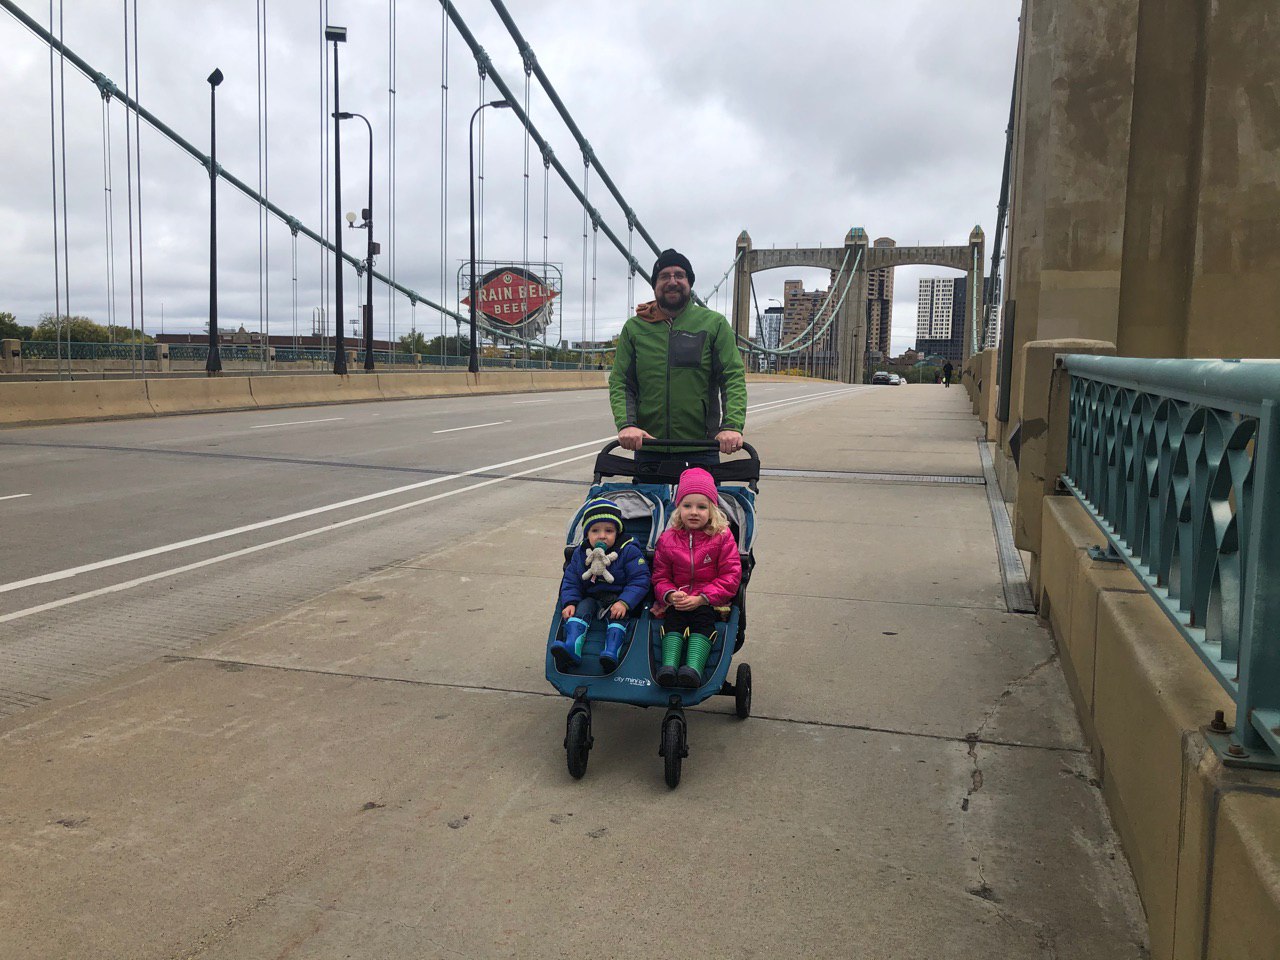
[914,275,967,363]
[782,279,835,373]
[866,237,895,361]
[760,305,783,372]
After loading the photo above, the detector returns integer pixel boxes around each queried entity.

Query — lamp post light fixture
[205,67,224,375]
[468,98,513,374]
[336,110,377,372]
[325,25,348,375]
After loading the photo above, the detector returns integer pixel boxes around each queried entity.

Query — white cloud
[0,0,1019,355]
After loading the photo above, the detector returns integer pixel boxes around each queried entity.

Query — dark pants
[661,604,718,637]
[575,594,622,621]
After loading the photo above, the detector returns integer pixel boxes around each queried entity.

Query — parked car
[871,371,893,385]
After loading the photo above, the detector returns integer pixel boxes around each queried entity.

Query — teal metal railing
[1060,355,1280,764]
[22,340,156,361]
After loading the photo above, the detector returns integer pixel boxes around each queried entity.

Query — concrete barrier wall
[146,377,256,414]
[377,372,470,399]
[1039,495,1280,959]
[0,369,619,425]
[2,368,802,426]
[0,378,155,424]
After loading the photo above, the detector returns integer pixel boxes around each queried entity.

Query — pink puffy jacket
[650,526,742,617]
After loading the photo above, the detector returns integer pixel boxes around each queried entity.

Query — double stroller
[544,439,760,788]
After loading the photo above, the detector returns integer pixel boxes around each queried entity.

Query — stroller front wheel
[565,710,592,779]
[660,715,686,789]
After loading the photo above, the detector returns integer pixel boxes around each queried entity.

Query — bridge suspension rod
[484,0,663,262]
[0,0,564,348]
[438,0,651,284]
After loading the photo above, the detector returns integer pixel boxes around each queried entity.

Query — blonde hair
[669,495,730,536]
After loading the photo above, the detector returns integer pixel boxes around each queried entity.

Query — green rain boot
[655,630,683,688]
[677,631,714,688]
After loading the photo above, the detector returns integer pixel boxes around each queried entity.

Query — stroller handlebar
[593,438,761,489]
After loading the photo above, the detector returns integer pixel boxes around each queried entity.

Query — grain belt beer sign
[462,267,559,338]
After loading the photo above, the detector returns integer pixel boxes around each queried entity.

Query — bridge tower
[730,226,986,384]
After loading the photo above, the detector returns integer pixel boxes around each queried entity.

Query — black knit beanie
[651,249,695,288]
[581,498,624,538]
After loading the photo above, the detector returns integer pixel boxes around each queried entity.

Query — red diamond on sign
[462,267,559,327]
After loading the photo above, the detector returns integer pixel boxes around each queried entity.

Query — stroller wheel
[734,663,752,719]
[565,711,591,779]
[660,715,686,789]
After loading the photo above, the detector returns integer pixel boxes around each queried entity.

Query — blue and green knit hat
[581,497,624,538]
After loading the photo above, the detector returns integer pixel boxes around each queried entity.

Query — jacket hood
[635,300,666,323]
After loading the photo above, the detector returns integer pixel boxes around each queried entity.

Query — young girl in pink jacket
[651,467,742,688]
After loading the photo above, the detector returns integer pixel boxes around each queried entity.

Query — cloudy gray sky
[0,0,1020,354]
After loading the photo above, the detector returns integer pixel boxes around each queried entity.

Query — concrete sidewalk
[0,386,1149,959]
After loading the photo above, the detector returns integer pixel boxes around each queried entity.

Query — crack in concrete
[174,655,1088,755]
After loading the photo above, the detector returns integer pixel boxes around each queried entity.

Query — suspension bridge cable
[57,0,69,329]
[46,0,61,325]
[439,0,450,360]
[2,0,561,357]
[387,0,397,354]
[121,0,138,374]
[520,48,531,366]
[579,158,589,368]
[591,215,599,352]
[290,224,298,352]
[319,0,330,345]
[696,249,744,306]
[256,0,268,368]
[737,247,863,358]
[484,0,662,260]
[130,0,146,369]
[98,89,118,340]
[437,1,648,280]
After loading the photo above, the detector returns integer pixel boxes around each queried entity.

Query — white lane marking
[433,420,511,434]
[0,386,858,598]
[0,451,599,625]
[0,435,615,596]
[0,494,32,502]
[512,398,557,405]
[249,417,345,429]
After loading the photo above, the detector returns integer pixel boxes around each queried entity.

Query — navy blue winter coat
[557,538,651,612]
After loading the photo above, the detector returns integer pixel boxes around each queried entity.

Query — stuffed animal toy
[581,544,619,583]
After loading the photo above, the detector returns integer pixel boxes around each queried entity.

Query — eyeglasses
[656,270,688,283]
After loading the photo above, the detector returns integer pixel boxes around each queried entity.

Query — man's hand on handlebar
[618,426,654,451]
[716,429,744,455]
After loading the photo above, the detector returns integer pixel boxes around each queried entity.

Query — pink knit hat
[675,467,718,506]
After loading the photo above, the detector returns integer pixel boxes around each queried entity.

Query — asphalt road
[0,381,863,715]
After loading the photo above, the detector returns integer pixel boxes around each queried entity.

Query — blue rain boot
[551,617,588,671]
[599,621,627,672]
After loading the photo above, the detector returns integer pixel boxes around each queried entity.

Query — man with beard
[609,249,747,471]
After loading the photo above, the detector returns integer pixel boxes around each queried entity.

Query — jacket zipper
[689,532,696,592]
[664,319,673,441]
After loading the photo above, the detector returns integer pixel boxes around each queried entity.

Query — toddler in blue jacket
[551,497,651,672]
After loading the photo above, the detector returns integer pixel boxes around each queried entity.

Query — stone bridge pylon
[730,226,985,383]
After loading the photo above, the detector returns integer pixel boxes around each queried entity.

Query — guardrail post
[1239,399,1280,756]
[0,338,18,374]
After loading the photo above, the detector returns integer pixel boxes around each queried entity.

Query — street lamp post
[337,111,376,372]
[206,68,224,375]
[325,25,348,375]
[468,99,512,374]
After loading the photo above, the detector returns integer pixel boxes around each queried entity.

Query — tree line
[0,312,155,344]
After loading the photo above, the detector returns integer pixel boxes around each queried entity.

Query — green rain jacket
[608,301,747,444]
